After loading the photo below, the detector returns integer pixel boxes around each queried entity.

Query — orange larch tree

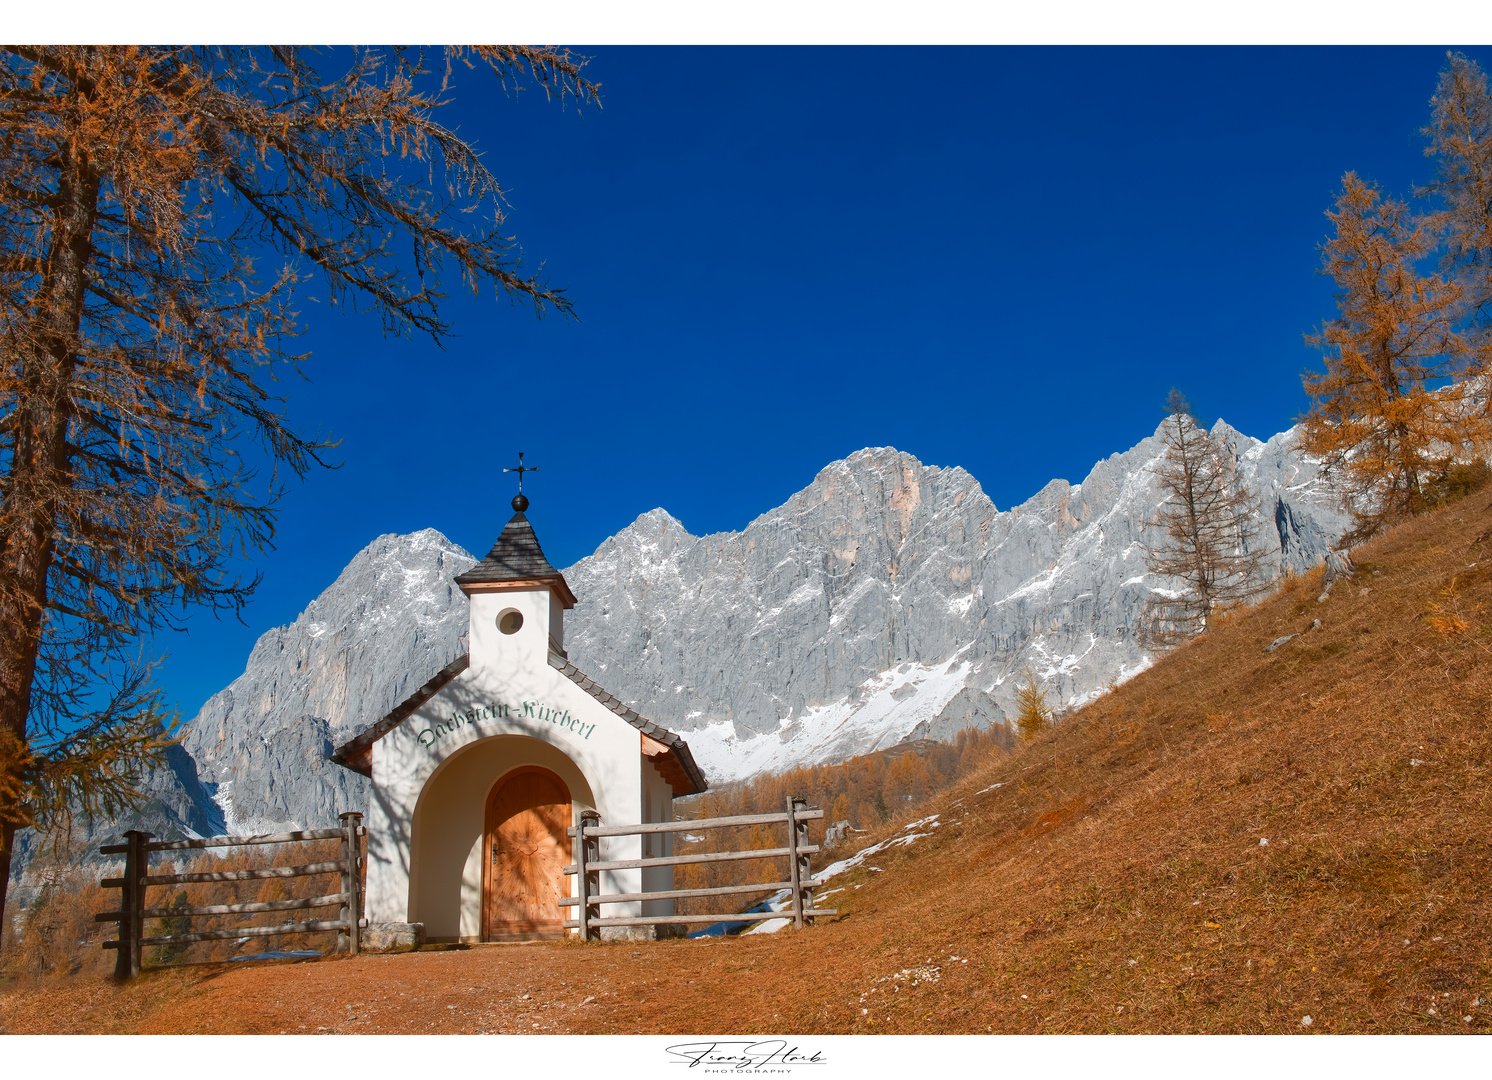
[1299,173,1492,541]
[1421,52,1492,332]
[0,46,597,928]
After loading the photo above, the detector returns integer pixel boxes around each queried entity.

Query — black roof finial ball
[503,452,538,515]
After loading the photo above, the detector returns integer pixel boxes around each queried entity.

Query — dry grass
[3,490,1490,1034]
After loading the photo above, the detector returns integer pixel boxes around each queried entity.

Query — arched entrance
[483,766,572,941]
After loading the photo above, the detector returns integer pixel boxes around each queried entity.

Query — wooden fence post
[338,812,363,955]
[116,829,151,982]
[578,810,601,941]
[574,813,589,941]
[784,796,805,929]
[792,796,815,926]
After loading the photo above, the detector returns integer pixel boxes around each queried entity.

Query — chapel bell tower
[453,459,576,673]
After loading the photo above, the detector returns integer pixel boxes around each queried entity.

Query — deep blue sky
[151,45,1490,722]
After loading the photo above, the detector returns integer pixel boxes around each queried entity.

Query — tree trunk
[0,122,99,946]
[0,819,15,942]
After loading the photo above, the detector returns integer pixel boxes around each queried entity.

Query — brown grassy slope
[778,484,1492,1034]
[1,490,1488,1035]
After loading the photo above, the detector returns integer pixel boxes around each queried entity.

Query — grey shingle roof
[547,650,708,796]
[328,654,470,777]
[454,513,575,607]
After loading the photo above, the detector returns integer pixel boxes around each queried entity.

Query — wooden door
[483,767,572,941]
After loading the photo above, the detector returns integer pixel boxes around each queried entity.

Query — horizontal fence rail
[96,813,365,981]
[95,892,349,923]
[562,845,819,875]
[99,828,347,854]
[564,808,825,839]
[132,920,361,947]
[101,861,347,888]
[558,880,804,906]
[563,797,836,939]
[563,913,825,929]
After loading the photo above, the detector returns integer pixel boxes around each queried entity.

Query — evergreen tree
[1143,390,1270,641]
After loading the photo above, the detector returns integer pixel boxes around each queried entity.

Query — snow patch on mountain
[686,650,977,784]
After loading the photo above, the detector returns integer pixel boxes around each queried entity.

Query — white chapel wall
[640,760,676,918]
[365,583,649,936]
[548,591,565,650]
[468,587,553,676]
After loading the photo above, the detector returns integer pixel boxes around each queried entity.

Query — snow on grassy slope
[741,815,944,934]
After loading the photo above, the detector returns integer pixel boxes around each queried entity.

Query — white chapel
[329,487,707,943]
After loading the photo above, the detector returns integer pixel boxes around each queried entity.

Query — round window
[498,609,524,635]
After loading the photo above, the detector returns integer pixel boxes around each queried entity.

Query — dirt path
[0,929,905,1035]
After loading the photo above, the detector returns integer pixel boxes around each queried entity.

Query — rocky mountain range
[9,416,1351,878]
[563,420,1346,779]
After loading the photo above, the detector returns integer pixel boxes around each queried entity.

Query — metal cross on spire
[503,452,539,513]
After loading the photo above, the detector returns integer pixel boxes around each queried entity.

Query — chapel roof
[547,651,708,797]
[328,654,469,776]
[327,650,709,797]
[453,511,577,608]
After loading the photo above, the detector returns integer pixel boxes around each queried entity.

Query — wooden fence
[561,796,837,938]
[95,811,365,981]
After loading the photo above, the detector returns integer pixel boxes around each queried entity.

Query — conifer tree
[829,793,850,824]
[0,46,597,930]
[1422,53,1492,332]
[1014,664,1052,741]
[1299,174,1492,541]
[1142,390,1269,641]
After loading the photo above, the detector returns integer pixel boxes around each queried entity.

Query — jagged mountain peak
[813,445,981,493]
[296,528,472,621]
[170,526,477,836]
[624,506,687,527]
[613,507,694,542]
[1210,416,1254,442]
[838,444,919,467]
